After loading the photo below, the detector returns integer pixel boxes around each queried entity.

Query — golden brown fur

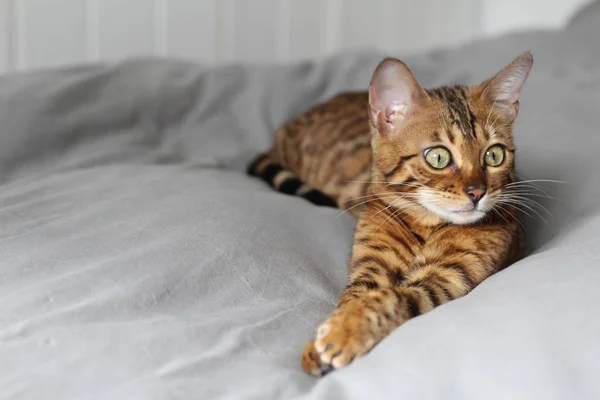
[248,52,533,376]
[248,92,372,213]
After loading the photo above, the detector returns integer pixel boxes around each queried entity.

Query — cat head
[368,52,533,225]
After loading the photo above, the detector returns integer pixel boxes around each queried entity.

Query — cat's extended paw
[302,307,375,376]
[301,341,330,376]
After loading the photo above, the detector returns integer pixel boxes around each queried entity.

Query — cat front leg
[301,284,420,375]
[301,220,518,376]
[301,209,421,376]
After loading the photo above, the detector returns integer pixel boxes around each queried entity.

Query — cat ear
[480,51,534,122]
[368,58,427,136]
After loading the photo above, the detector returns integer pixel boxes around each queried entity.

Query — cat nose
[464,184,486,204]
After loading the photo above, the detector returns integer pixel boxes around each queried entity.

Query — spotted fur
[248,52,533,376]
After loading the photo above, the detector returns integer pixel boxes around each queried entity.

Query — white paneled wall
[0,1,8,72]
[0,0,481,73]
[0,0,590,74]
[481,0,591,36]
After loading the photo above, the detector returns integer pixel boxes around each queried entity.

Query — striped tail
[247,153,338,208]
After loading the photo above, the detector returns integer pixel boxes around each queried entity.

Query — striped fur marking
[383,154,417,178]
[302,189,337,207]
[246,153,269,176]
[247,153,337,208]
[278,178,303,194]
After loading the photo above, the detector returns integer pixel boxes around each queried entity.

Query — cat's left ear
[480,51,534,122]
[368,58,428,136]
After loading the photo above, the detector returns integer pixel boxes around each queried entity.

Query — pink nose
[464,184,486,204]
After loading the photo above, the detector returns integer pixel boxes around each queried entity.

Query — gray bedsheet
[1,12,600,400]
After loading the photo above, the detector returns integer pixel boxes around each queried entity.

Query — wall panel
[0,0,9,72]
[166,0,216,63]
[19,0,87,70]
[0,0,579,74]
[97,0,154,60]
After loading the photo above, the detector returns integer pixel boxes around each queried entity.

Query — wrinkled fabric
[0,16,599,400]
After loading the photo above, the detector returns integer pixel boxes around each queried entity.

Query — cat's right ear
[368,58,427,136]
[479,51,534,122]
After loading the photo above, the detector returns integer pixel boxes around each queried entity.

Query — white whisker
[345,192,404,202]
[506,179,566,185]
[504,187,554,199]
[345,180,423,190]
[372,200,422,232]
[495,200,535,219]
[337,195,400,217]
[496,199,549,227]
[499,194,551,215]
[492,204,526,231]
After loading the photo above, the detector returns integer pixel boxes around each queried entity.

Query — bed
[1,5,599,400]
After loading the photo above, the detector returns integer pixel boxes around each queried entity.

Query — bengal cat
[248,52,533,376]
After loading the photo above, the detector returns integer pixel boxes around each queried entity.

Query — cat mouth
[450,205,487,217]
[455,210,480,216]
[447,208,486,224]
[430,205,487,225]
[452,207,480,215]
[417,193,488,225]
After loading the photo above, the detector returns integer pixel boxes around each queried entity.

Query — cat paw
[301,308,375,376]
[301,341,330,376]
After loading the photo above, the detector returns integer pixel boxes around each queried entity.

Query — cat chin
[442,209,487,225]
[419,201,487,225]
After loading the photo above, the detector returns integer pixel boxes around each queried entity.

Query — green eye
[484,145,505,167]
[424,147,452,169]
